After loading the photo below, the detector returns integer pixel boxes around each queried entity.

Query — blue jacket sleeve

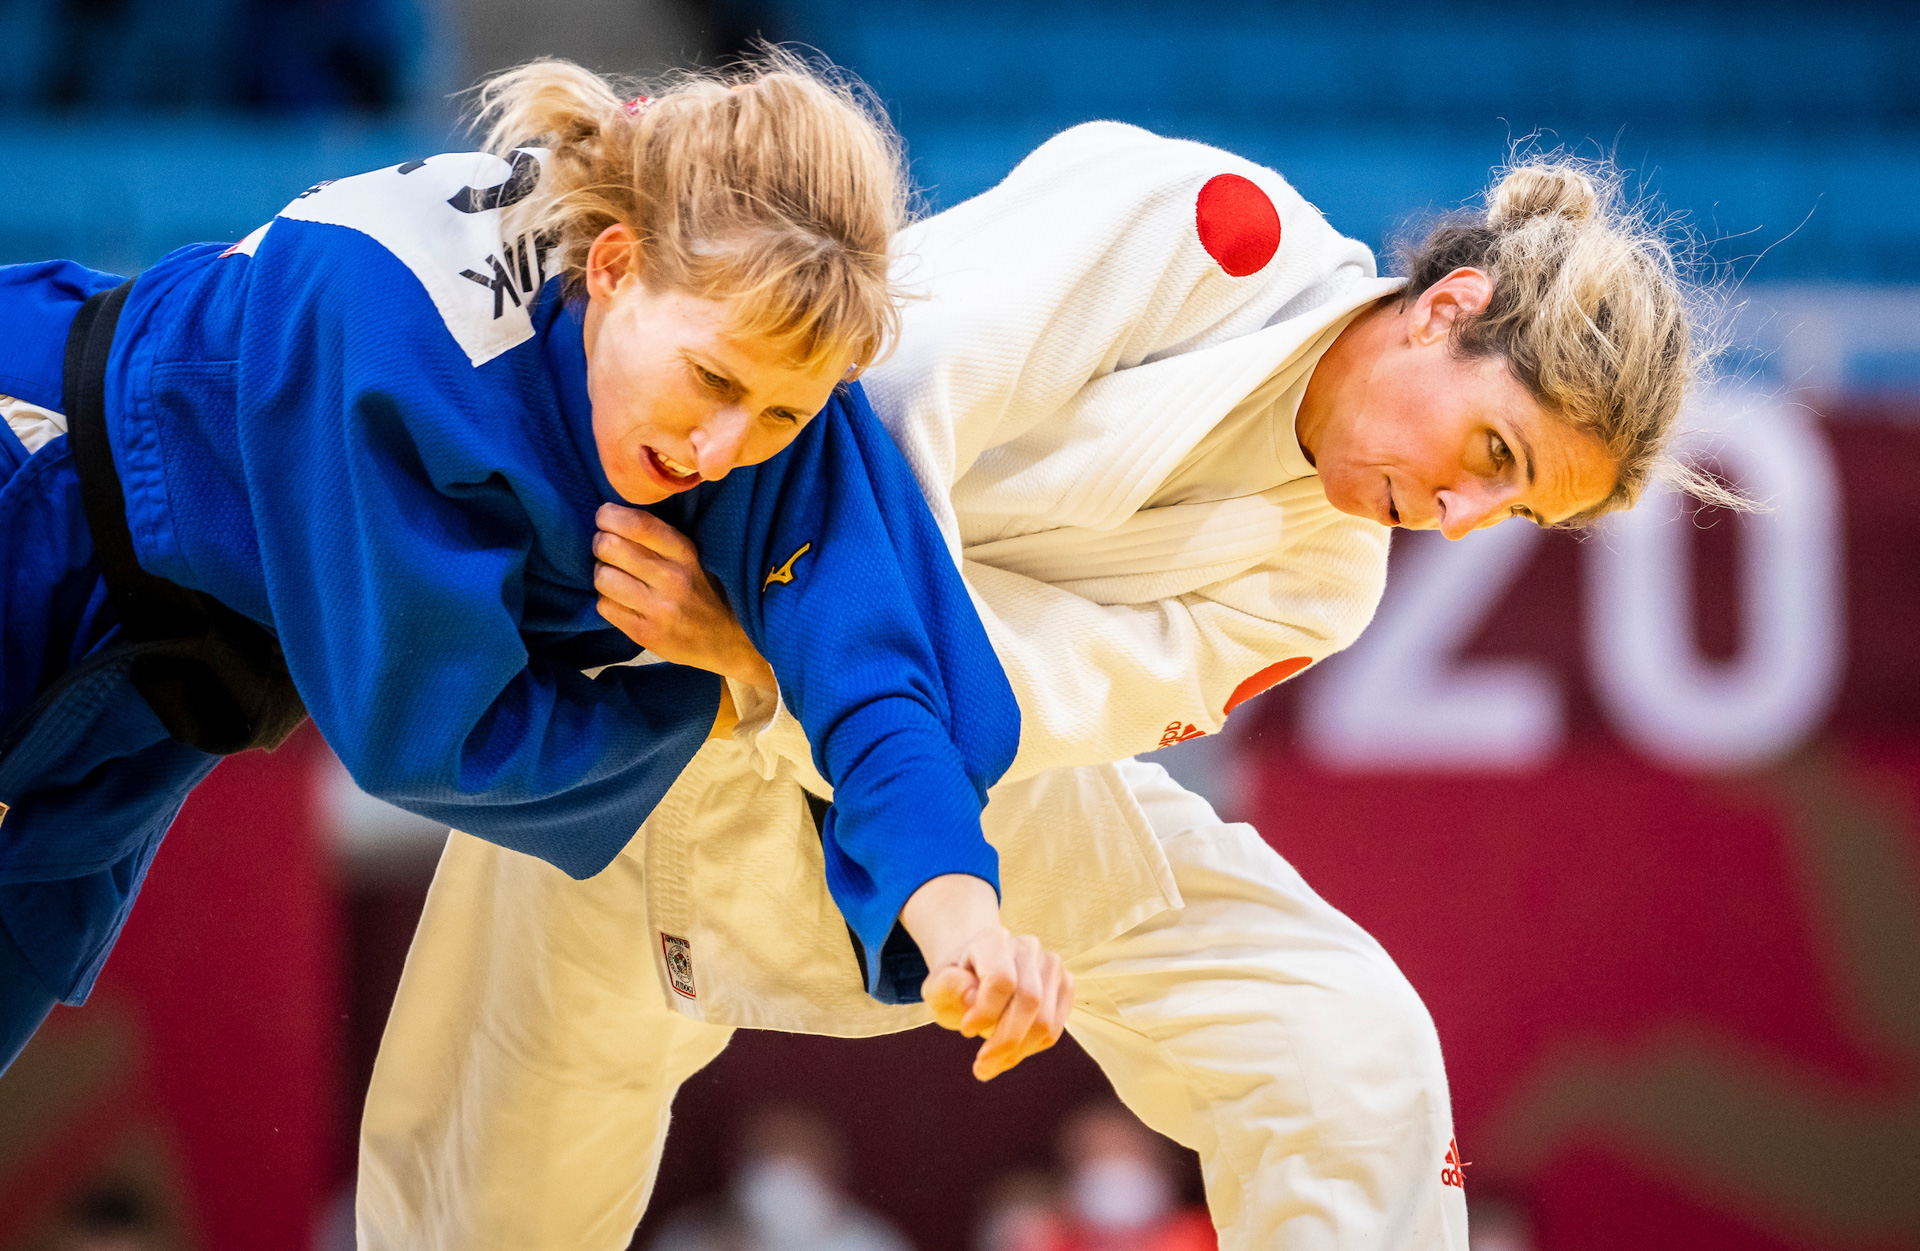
[671,383,1021,1003]
[233,225,718,878]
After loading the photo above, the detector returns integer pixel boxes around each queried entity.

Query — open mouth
[646,446,701,487]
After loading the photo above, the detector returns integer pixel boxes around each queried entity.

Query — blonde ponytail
[1397,152,1742,521]
[466,49,910,372]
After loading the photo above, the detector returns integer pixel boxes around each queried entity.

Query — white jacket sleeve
[967,511,1390,782]
[729,511,1388,792]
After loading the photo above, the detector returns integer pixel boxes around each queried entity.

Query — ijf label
[661,932,697,1000]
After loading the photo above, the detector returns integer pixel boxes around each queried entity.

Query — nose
[689,405,752,480]
[1436,481,1510,540]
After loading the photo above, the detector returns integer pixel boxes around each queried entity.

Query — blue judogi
[0,152,1017,1068]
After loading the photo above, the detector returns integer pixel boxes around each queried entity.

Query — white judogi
[358,124,1466,1250]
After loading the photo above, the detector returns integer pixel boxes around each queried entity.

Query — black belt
[62,281,307,756]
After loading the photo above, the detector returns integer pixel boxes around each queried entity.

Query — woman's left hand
[904,874,1074,1082]
[593,503,776,691]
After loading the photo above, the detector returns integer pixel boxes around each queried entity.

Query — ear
[584,223,641,304]
[1406,267,1493,347]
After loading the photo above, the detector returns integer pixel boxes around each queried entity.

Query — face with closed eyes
[580,225,852,505]
[1296,268,1620,536]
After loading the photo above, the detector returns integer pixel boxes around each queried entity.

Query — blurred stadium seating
[773,0,1920,287]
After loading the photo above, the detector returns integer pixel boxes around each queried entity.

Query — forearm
[812,700,1003,999]
[327,659,721,878]
[964,564,1232,777]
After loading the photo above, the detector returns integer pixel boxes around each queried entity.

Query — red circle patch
[1195,174,1281,277]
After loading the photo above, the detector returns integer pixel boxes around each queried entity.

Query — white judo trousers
[357,757,1465,1251]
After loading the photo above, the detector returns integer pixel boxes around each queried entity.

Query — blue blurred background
[5,0,1917,384]
[2,4,1916,1251]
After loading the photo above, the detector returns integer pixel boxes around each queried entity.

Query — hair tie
[623,96,653,116]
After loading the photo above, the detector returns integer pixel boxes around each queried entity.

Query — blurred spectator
[972,1170,1060,1251]
[1465,1189,1538,1251]
[648,1104,913,1251]
[33,1180,166,1251]
[312,1182,358,1251]
[1031,1103,1214,1251]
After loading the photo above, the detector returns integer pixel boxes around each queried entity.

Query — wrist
[899,874,1002,970]
[732,652,776,692]
[712,630,775,691]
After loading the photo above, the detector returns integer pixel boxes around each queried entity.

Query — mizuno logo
[764,542,812,590]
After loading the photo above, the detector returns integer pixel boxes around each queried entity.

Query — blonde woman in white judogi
[360,120,1705,1251]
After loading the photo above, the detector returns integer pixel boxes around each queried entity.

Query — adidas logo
[1158,720,1206,748]
[1441,1138,1467,1190]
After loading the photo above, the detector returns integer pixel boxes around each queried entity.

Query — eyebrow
[683,349,736,383]
[688,349,814,424]
[1508,420,1538,488]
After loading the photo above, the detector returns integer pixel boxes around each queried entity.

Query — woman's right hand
[592,503,776,691]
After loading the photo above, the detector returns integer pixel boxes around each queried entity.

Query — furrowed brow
[682,349,740,386]
[1509,420,1538,488]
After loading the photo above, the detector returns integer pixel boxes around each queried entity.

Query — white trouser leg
[357,831,734,1251]
[1065,760,1467,1251]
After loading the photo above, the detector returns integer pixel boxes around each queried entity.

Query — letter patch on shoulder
[662,932,697,999]
[763,542,812,590]
[273,148,554,367]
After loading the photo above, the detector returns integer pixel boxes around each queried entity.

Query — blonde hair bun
[468,48,910,372]
[1395,149,1742,521]
[1488,164,1602,227]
